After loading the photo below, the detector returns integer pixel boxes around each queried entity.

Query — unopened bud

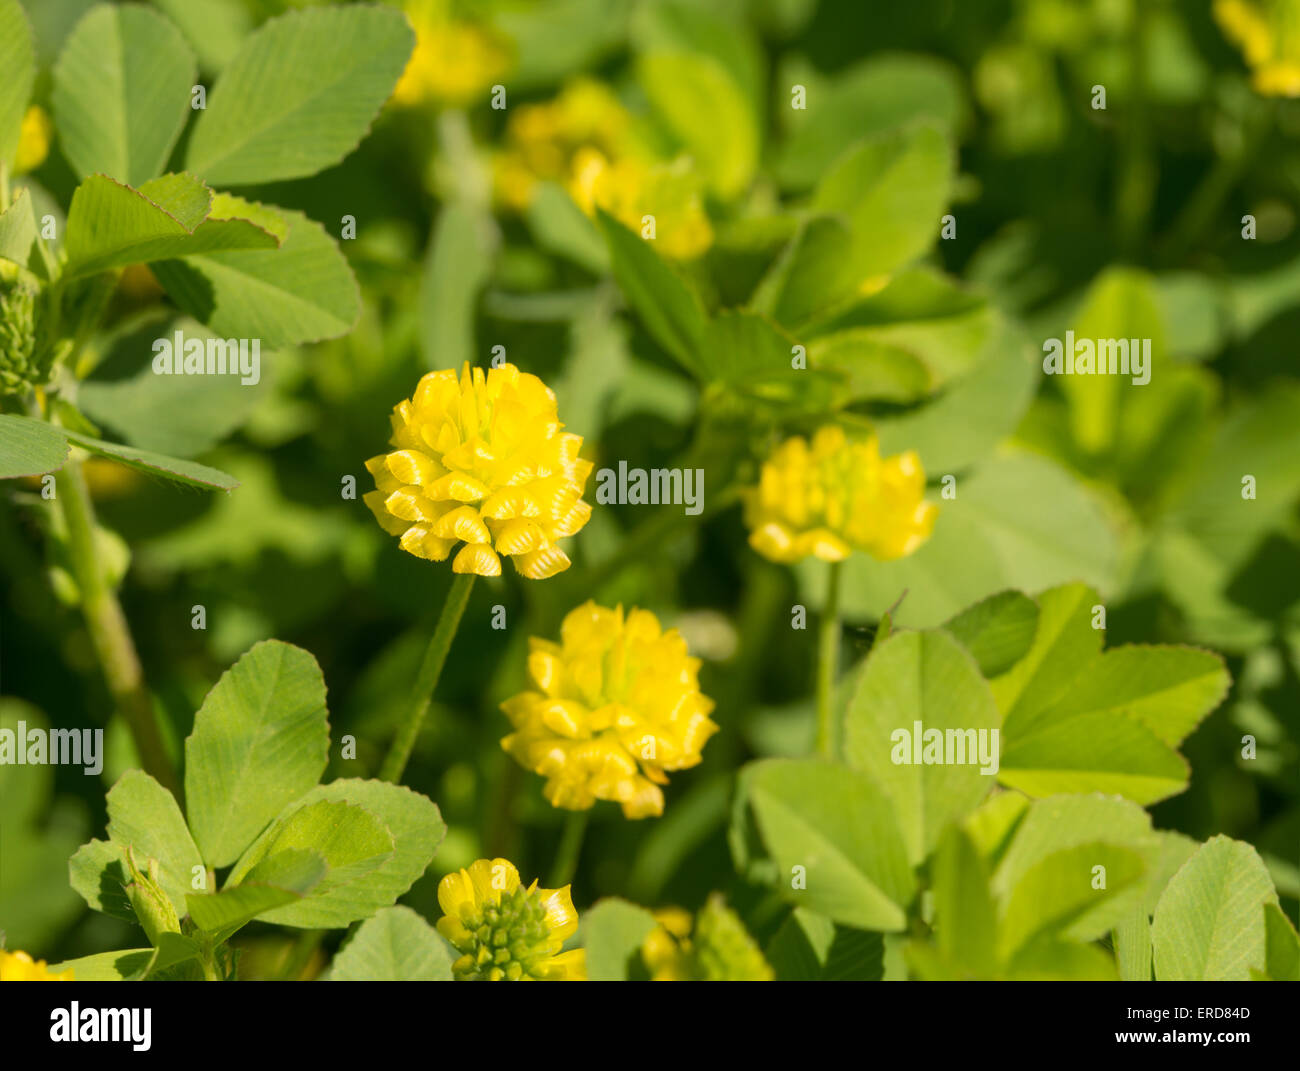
[123,846,181,946]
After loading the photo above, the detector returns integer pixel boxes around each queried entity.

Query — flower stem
[379,571,475,784]
[1113,0,1154,256]
[570,482,744,610]
[815,560,843,759]
[548,810,589,888]
[1158,100,1272,263]
[436,108,491,210]
[56,458,178,797]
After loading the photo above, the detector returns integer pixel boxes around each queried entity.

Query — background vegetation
[2,0,1298,980]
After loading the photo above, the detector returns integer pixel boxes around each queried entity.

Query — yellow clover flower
[640,897,774,981]
[744,425,938,564]
[569,148,714,260]
[14,105,52,174]
[436,858,584,980]
[1215,0,1300,96]
[640,906,695,980]
[364,362,593,578]
[501,601,718,818]
[0,949,73,981]
[490,79,713,258]
[493,78,632,211]
[392,0,511,107]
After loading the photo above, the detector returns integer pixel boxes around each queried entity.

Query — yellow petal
[526,649,565,694]
[494,517,547,555]
[384,488,435,522]
[548,498,592,538]
[398,524,455,561]
[538,699,589,738]
[14,106,51,175]
[514,544,571,579]
[363,491,409,536]
[426,471,491,503]
[480,487,542,519]
[0,949,73,981]
[453,543,502,576]
[431,504,491,544]
[541,948,587,980]
[653,906,694,939]
[385,449,441,485]
[438,858,520,919]
[536,884,579,941]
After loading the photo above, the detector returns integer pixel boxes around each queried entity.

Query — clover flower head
[1215,0,1300,96]
[640,896,774,981]
[0,949,73,981]
[436,858,584,980]
[392,0,511,107]
[364,362,593,578]
[569,149,714,260]
[490,80,712,257]
[493,78,632,211]
[744,425,937,564]
[501,601,718,818]
[0,266,44,396]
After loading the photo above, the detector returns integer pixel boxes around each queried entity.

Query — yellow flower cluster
[571,150,714,260]
[436,858,584,980]
[0,949,72,981]
[494,78,714,259]
[744,425,938,564]
[641,897,774,980]
[392,0,511,107]
[494,78,633,210]
[501,601,718,818]
[1215,0,1300,95]
[364,363,593,578]
[14,105,51,174]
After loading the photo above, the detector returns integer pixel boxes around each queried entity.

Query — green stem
[561,405,745,612]
[276,929,325,981]
[579,483,743,597]
[436,108,492,212]
[711,558,785,768]
[198,946,221,981]
[379,572,476,783]
[1113,0,1153,257]
[56,458,178,797]
[1159,101,1272,263]
[484,759,523,858]
[815,560,842,759]
[583,502,688,590]
[548,810,589,888]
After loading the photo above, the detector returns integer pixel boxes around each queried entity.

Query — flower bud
[693,894,775,981]
[641,896,774,981]
[436,858,585,980]
[123,846,181,947]
[0,266,44,396]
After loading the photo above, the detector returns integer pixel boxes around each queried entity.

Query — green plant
[0,0,414,793]
[56,640,444,980]
[1,0,1298,993]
